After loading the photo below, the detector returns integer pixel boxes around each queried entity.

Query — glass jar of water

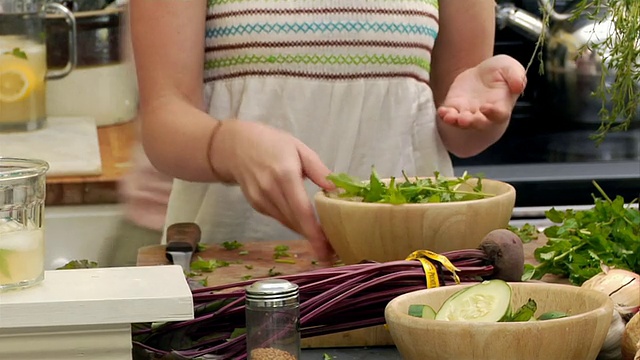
[0,0,76,132]
[0,157,49,291]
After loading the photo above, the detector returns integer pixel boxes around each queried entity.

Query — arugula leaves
[522,181,640,285]
[326,167,493,204]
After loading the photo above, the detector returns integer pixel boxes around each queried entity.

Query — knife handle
[166,222,202,252]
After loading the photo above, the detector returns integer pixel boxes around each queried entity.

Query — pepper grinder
[245,279,300,360]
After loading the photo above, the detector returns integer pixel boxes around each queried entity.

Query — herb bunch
[534,0,640,143]
[522,181,640,285]
[326,167,493,204]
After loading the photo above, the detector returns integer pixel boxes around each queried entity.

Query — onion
[581,264,640,317]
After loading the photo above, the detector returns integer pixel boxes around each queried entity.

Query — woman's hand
[209,120,336,260]
[437,55,527,130]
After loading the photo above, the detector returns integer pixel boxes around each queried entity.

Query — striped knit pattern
[204,0,439,84]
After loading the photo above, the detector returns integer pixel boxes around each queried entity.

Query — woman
[128,0,526,260]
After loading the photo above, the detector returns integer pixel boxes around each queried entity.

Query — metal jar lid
[245,279,299,308]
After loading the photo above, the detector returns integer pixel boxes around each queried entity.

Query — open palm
[437,55,527,130]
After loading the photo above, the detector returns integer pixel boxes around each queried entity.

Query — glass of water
[0,157,48,291]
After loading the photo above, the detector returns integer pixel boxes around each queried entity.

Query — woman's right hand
[208,120,336,260]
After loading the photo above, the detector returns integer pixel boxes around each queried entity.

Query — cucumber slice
[435,280,512,322]
[408,304,436,319]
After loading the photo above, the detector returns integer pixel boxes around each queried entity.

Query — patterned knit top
[164,0,453,244]
[203,0,439,85]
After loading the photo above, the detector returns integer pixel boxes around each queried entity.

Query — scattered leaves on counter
[238,250,249,255]
[323,354,334,360]
[268,267,283,277]
[522,181,640,285]
[273,245,291,259]
[507,223,540,243]
[56,259,99,270]
[190,257,230,272]
[332,260,345,267]
[311,260,318,265]
[221,240,243,250]
[241,275,252,281]
[197,243,208,252]
[326,167,493,204]
[198,278,208,287]
[245,264,254,270]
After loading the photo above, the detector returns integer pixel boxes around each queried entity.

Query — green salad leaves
[326,167,493,204]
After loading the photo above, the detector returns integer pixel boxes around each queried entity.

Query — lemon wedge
[0,58,37,103]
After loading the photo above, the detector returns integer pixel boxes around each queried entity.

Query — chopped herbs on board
[326,167,493,204]
[521,181,639,285]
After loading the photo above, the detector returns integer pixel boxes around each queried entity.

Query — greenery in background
[326,167,493,204]
[534,0,640,143]
[522,181,640,285]
[57,259,99,269]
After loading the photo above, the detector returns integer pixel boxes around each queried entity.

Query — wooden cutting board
[137,239,396,348]
[136,237,566,348]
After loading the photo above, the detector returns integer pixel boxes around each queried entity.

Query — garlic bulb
[582,265,640,360]
[622,312,640,360]
[598,310,626,360]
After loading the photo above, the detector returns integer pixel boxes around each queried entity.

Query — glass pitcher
[0,0,76,132]
[0,157,49,291]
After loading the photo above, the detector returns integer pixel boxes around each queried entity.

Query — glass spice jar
[245,279,300,360]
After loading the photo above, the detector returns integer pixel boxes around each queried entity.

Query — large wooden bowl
[314,178,516,264]
[384,282,613,360]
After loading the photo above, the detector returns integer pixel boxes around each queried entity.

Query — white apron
[163,0,453,244]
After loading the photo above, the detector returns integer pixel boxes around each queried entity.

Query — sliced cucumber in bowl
[434,280,512,322]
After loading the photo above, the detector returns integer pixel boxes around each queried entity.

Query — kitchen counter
[45,121,135,206]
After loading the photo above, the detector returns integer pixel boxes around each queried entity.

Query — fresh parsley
[522,181,639,285]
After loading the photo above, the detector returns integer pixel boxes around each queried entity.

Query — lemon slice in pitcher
[0,58,37,103]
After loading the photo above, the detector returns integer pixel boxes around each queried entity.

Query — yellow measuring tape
[405,250,462,288]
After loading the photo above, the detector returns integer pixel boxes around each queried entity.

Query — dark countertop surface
[302,347,401,359]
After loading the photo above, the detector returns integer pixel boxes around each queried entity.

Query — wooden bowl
[314,178,516,264]
[384,282,614,360]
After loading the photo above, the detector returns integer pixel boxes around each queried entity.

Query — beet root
[479,229,525,282]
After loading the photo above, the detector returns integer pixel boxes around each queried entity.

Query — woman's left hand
[437,54,527,130]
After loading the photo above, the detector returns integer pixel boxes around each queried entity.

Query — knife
[165,222,202,274]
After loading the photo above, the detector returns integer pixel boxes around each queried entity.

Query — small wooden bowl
[384,282,613,360]
[314,178,516,264]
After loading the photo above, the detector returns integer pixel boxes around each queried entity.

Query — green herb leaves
[56,259,99,269]
[326,167,493,204]
[522,181,640,285]
[3,48,27,60]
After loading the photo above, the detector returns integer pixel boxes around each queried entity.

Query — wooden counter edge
[45,121,136,206]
